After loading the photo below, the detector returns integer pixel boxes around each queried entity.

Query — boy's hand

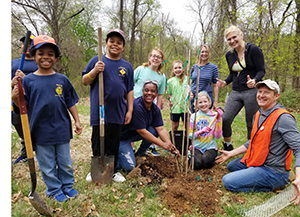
[15,70,26,78]
[12,70,26,87]
[11,85,19,102]
[74,121,82,135]
[94,61,105,73]
[11,84,25,107]
[124,111,132,125]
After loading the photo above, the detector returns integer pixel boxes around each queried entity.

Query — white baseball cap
[255,79,280,94]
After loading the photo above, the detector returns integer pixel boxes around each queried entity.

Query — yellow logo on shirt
[119,67,126,77]
[55,84,63,97]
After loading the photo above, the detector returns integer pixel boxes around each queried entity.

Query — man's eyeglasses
[150,54,162,60]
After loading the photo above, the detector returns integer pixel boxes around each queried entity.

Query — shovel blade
[29,191,52,217]
[91,155,114,185]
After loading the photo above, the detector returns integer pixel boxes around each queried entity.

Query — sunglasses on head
[144,80,158,85]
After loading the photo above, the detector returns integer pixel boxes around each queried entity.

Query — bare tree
[11,0,84,73]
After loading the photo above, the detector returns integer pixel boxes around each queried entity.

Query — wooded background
[11,0,300,98]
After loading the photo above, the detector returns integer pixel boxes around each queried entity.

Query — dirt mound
[127,156,231,216]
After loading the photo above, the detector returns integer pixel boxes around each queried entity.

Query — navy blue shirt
[11,58,38,79]
[22,73,79,146]
[82,55,134,125]
[121,97,164,140]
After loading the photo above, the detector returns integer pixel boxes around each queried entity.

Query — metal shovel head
[91,155,114,185]
[29,191,52,217]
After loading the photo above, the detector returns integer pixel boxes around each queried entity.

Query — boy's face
[105,35,124,58]
[21,41,32,57]
[34,44,57,69]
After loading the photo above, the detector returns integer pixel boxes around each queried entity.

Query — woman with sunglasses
[132,47,166,156]
[118,80,180,172]
[190,44,219,112]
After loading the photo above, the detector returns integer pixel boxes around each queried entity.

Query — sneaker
[223,142,234,151]
[66,189,78,198]
[53,193,68,202]
[86,172,92,182]
[135,152,150,157]
[146,146,160,156]
[112,172,126,182]
[13,155,27,164]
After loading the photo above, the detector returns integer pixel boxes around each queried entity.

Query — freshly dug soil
[127,155,235,216]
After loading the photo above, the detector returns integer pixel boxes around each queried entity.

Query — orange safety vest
[241,108,293,170]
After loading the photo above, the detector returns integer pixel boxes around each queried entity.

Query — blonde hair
[224,25,245,51]
[142,47,164,74]
[171,60,185,84]
[197,91,211,107]
[196,44,210,65]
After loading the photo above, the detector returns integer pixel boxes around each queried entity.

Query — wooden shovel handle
[98,28,104,137]
[97,27,106,159]
[208,112,218,128]
[17,77,34,159]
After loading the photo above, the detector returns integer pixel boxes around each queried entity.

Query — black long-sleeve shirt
[224,43,265,91]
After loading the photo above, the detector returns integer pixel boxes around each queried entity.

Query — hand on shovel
[11,81,25,107]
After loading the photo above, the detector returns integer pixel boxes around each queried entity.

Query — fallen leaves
[11,191,22,203]
[82,201,99,217]
[135,192,144,202]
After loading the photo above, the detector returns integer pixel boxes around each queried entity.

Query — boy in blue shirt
[12,35,82,202]
[82,29,134,182]
[11,35,38,164]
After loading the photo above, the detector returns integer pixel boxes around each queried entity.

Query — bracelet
[87,72,95,80]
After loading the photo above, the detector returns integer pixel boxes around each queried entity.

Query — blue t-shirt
[121,97,164,140]
[82,55,134,125]
[11,59,38,79]
[190,62,218,95]
[22,73,79,146]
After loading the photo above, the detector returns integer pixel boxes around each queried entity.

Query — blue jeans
[35,143,74,197]
[118,126,158,172]
[222,157,289,192]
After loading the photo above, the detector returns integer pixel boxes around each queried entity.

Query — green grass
[11,99,300,216]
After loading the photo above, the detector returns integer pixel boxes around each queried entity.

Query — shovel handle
[208,112,218,128]
[17,77,34,159]
[98,27,105,158]
[19,30,31,70]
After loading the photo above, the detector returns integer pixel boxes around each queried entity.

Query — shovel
[91,27,114,185]
[17,77,52,217]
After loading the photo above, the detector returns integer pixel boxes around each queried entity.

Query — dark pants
[91,124,123,173]
[222,89,259,140]
[12,111,27,157]
[193,149,218,170]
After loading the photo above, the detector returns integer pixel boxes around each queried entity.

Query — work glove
[215,108,223,122]
[195,126,211,137]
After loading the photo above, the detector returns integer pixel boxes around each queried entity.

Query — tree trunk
[119,0,125,59]
[129,0,138,64]
[293,0,300,89]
